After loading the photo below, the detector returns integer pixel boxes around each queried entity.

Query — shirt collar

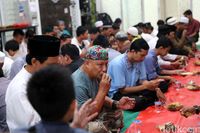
[22,66,32,78]
[124,53,137,69]
[150,49,157,57]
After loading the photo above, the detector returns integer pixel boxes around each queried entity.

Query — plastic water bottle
[17,1,31,24]
[133,120,142,133]
[175,81,182,90]
[18,4,25,20]
[154,101,162,113]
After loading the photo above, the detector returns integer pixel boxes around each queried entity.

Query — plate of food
[167,102,183,111]
[185,81,200,91]
[158,122,177,133]
[180,72,194,76]
[180,56,187,66]
[194,61,200,66]
[181,111,194,118]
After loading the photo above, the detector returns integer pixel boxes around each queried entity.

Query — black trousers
[169,48,189,56]
[188,33,199,43]
[113,81,170,112]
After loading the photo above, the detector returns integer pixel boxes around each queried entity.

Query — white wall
[192,0,200,20]
[96,0,160,30]
[96,0,143,31]
[122,0,142,31]
[165,0,190,20]
[100,0,121,22]
[178,0,191,16]
[159,0,166,20]
[143,0,159,28]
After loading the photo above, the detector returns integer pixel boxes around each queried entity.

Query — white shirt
[162,53,177,61]
[147,36,158,50]
[6,41,27,61]
[18,41,28,57]
[2,57,13,78]
[158,55,177,66]
[71,37,90,54]
[158,56,171,66]
[141,33,154,43]
[150,29,158,38]
[5,67,40,133]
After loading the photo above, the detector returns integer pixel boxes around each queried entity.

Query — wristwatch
[112,100,118,110]
[193,105,200,114]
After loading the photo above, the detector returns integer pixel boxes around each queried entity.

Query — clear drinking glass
[133,120,142,133]
[154,101,162,113]
[174,81,182,91]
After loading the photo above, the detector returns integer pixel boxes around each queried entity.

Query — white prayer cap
[179,16,189,24]
[127,27,138,36]
[167,17,178,25]
[0,51,5,63]
[141,33,153,42]
[95,21,103,28]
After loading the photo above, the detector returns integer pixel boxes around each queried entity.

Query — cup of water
[154,101,162,113]
[174,81,182,90]
[133,120,142,133]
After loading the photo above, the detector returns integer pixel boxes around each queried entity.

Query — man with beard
[72,45,135,133]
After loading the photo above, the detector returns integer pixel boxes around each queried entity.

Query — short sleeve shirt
[186,19,200,36]
[144,49,161,80]
[72,68,99,107]
[108,53,147,98]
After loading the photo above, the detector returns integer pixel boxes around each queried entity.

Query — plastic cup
[174,81,182,91]
[154,101,162,113]
[133,120,142,133]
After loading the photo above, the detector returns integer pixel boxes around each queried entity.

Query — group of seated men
[0,9,200,133]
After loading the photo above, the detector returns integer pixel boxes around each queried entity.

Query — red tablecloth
[125,58,200,133]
